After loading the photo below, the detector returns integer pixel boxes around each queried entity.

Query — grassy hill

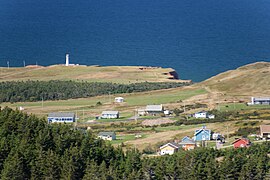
[0,65,189,84]
[200,61,270,96]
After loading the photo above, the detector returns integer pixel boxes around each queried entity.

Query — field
[0,65,189,84]
[219,103,270,111]
[1,87,207,121]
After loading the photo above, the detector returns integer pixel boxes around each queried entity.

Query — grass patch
[219,103,270,111]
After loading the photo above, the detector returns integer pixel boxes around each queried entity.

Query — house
[47,112,75,123]
[115,97,124,103]
[98,132,116,141]
[146,105,164,115]
[101,111,119,119]
[179,136,196,150]
[194,126,211,141]
[260,125,270,138]
[248,97,270,105]
[159,142,181,155]
[232,138,251,148]
[194,111,215,119]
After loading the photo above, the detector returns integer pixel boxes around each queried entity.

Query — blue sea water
[0,0,270,81]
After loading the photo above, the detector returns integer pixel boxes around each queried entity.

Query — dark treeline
[0,107,270,179]
[0,80,191,103]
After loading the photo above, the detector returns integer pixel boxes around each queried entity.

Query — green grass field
[1,88,207,121]
[0,65,186,84]
[219,103,270,111]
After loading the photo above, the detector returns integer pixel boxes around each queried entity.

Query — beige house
[159,142,180,155]
[260,125,270,138]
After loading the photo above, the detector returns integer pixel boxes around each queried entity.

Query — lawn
[219,103,270,111]
[111,134,148,145]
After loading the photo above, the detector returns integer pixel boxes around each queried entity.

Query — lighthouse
[65,54,69,66]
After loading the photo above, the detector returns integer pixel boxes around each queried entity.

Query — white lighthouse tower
[65,54,69,66]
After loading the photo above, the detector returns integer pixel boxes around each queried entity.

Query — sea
[0,0,270,82]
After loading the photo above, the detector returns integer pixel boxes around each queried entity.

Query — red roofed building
[232,138,251,148]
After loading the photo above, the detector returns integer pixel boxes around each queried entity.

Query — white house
[101,111,119,119]
[194,111,215,119]
[47,112,76,123]
[248,97,270,105]
[115,97,124,103]
[146,105,164,115]
[98,132,116,141]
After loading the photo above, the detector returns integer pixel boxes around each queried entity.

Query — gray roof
[102,111,119,115]
[48,112,75,118]
[160,142,181,149]
[98,132,116,136]
[146,105,163,111]
[254,97,270,101]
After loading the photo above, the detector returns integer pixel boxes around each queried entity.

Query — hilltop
[0,65,190,84]
[200,61,270,96]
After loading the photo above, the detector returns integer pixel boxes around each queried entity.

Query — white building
[101,111,119,119]
[248,97,270,105]
[115,97,124,103]
[98,132,116,141]
[146,104,164,115]
[194,111,215,119]
[47,112,75,123]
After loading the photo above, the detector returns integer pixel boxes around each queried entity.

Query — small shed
[101,111,119,119]
[232,138,251,148]
[115,97,124,103]
[98,132,116,141]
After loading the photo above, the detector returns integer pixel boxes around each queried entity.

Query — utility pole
[135,109,137,123]
[83,109,85,121]
[41,96,44,109]
[109,91,111,103]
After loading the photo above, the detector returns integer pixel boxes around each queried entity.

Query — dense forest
[0,107,269,179]
[0,80,191,103]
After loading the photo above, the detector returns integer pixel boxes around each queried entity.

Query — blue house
[194,126,211,141]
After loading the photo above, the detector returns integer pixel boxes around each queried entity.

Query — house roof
[260,125,270,133]
[146,105,163,111]
[160,142,181,149]
[232,138,251,145]
[98,132,116,136]
[115,97,124,100]
[48,112,75,118]
[195,128,211,136]
[195,111,207,114]
[102,111,119,115]
[254,97,270,101]
[179,136,196,145]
